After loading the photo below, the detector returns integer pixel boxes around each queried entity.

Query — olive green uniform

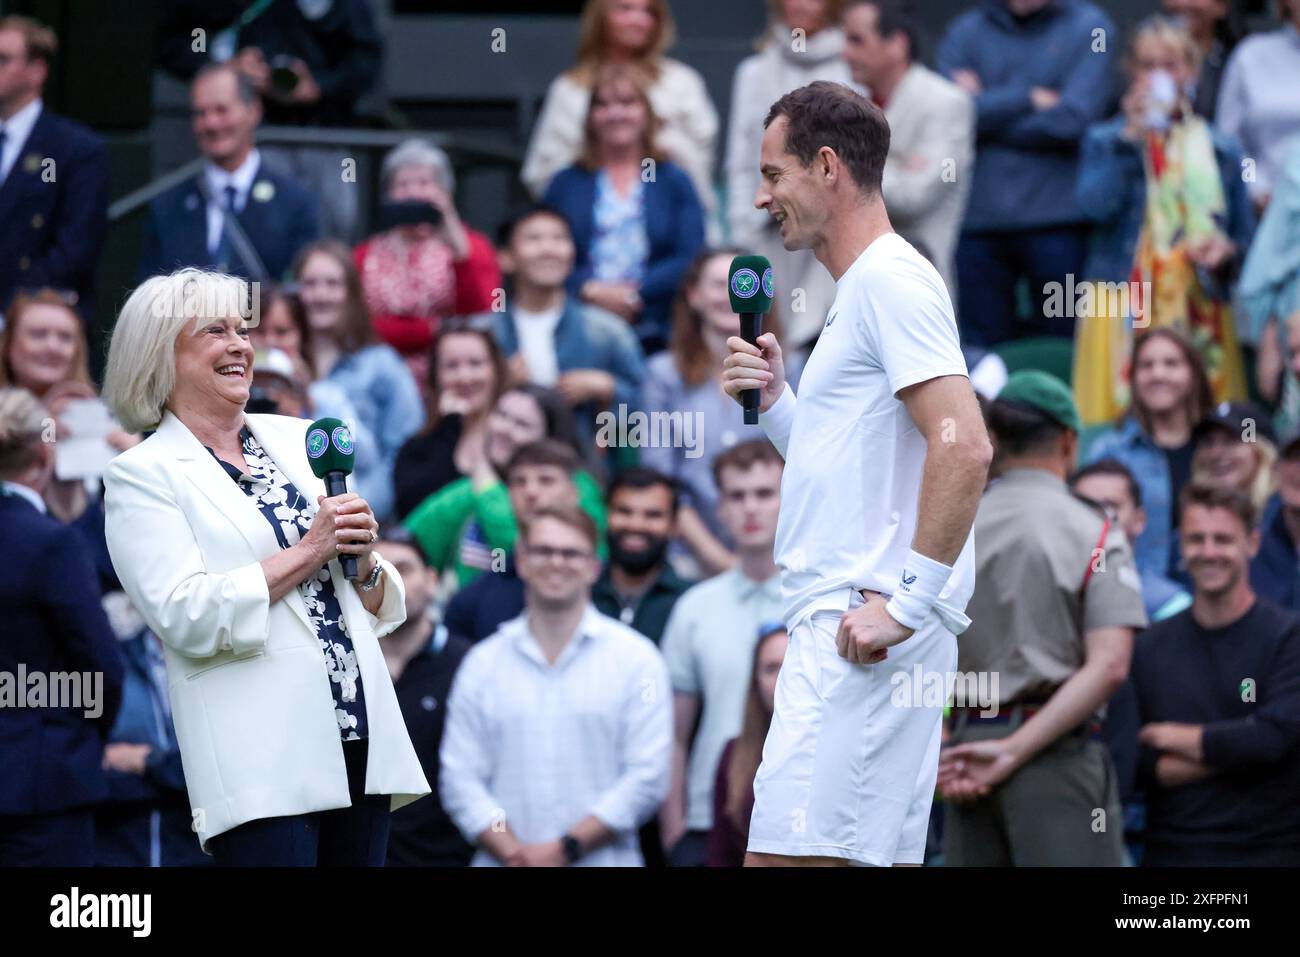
[944,468,1148,866]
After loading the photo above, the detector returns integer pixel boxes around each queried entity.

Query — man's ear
[1247,526,1262,560]
[818,146,837,183]
[1061,430,1079,467]
[1132,506,1148,538]
[31,57,49,93]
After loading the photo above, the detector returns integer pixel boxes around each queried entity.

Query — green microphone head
[728,254,774,314]
[305,417,355,477]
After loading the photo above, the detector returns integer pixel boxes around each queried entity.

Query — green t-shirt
[404,470,608,585]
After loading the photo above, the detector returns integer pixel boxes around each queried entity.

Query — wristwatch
[561,833,583,865]
[359,560,384,592]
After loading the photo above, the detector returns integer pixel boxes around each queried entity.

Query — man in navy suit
[138,62,320,283]
[0,16,108,315]
[0,387,123,865]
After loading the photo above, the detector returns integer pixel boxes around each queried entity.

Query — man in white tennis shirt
[722,81,992,866]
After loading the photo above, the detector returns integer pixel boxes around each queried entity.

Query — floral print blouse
[207,427,368,740]
[590,170,648,286]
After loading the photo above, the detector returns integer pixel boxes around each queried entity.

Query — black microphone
[304,417,360,580]
[727,255,775,425]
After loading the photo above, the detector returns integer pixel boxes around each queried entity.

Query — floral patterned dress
[590,170,648,286]
[207,426,368,740]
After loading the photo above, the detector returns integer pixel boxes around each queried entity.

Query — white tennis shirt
[760,232,976,634]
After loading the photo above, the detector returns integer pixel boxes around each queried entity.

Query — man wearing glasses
[439,503,673,866]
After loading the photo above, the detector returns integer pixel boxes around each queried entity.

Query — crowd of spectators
[2,0,1300,867]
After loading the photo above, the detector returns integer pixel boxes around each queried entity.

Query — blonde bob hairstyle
[0,386,49,479]
[1125,14,1204,77]
[103,269,253,434]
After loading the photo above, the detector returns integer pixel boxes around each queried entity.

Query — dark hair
[496,204,573,248]
[668,248,787,389]
[987,397,1065,456]
[607,466,680,516]
[1070,458,1143,509]
[763,80,889,195]
[376,523,418,549]
[848,0,923,62]
[498,383,583,458]
[726,622,788,835]
[1179,480,1255,532]
[712,439,784,490]
[291,239,378,356]
[424,318,509,430]
[1125,327,1213,435]
[505,438,583,483]
[520,503,599,549]
[255,284,316,376]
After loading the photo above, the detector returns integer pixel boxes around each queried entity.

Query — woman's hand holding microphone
[300,493,381,578]
[260,493,388,611]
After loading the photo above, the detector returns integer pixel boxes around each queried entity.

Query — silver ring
[370,529,378,543]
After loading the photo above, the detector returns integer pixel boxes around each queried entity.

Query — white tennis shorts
[747,591,957,865]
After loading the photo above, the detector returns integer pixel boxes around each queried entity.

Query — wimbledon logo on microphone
[730,268,760,300]
[307,428,329,459]
[331,426,354,455]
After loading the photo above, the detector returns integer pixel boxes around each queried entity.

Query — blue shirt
[1086,418,1175,576]
[323,343,424,522]
[1251,494,1300,613]
[590,171,647,285]
[936,0,1116,231]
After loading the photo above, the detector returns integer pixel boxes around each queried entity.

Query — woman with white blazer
[101,268,429,865]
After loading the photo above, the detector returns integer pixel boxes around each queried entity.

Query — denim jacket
[1250,494,1300,612]
[1086,417,1172,575]
[325,343,425,522]
[1075,115,1257,283]
[481,298,646,441]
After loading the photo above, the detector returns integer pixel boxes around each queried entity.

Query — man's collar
[0,479,46,514]
[596,562,685,599]
[995,467,1067,492]
[732,565,781,601]
[1,96,42,141]
[508,604,602,667]
[204,148,262,196]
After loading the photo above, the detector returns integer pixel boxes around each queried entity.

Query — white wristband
[884,550,953,631]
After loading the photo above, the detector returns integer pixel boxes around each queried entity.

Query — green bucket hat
[996,370,1080,434]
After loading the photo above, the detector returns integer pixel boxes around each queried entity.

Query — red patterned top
[354,228,500,357]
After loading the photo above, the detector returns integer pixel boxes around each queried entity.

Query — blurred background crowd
[0,0,1298,867]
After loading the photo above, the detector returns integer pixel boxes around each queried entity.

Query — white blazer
[103,411,429,850]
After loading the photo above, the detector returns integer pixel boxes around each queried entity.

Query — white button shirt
[203,148,262,256]
[440,604,673,867]
[0,97,42,185]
